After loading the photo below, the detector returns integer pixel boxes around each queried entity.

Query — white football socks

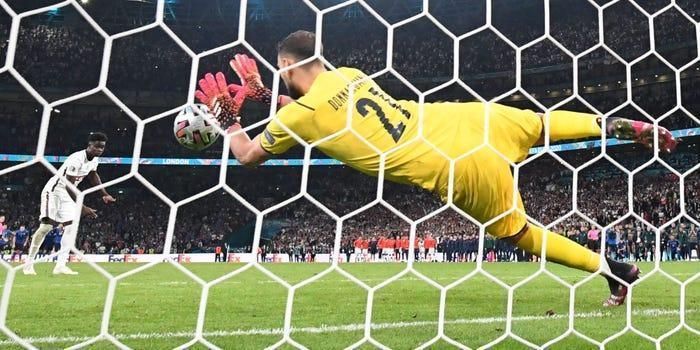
[26,223,52,263]
[55,224,77,268]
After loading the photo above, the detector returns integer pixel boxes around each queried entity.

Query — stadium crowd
[1,149,698,263]
[0,1,699,263]
[0,0,698,94]
[4,12,700,160]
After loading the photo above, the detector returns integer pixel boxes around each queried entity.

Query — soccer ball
[173,104,220,151]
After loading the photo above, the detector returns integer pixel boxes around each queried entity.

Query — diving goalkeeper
[195,31,678,307]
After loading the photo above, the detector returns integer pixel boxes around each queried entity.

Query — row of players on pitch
[600,232,699,262]
[349,234,510,262]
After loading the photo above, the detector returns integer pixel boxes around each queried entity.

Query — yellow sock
[547,110,602,141]
[512,225,600,272]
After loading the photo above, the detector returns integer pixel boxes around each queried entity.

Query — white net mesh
[0,0,698,349]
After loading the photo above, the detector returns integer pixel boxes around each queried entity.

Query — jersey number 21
[355,98,407,143]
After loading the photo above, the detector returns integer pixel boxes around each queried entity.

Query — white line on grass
[0,308,694,345]
[5,271,700,289]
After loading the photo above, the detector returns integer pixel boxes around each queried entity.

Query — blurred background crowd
[0,0,698,262]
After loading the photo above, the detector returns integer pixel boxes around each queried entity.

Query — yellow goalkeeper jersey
[259,67,542,236]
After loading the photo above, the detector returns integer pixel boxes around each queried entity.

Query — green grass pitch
[1,261,699,349]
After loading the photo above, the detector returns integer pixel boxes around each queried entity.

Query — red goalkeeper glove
[230,54,291,106]
[194,72,246,130]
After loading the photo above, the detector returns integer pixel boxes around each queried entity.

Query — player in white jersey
[23,132,115,275]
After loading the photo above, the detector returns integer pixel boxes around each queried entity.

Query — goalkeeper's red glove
[194,72,246,130]
[229,54,292,107]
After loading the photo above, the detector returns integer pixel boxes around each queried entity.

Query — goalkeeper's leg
[541,110,677,152]
[469,157,640,307]
[502,224,640,307]
[23,221,53,275]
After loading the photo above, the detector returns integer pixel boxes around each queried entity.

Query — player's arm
[229,54,293,107]
[87,171,116,204]
[227,124,270,167]
[194,71,269,166]
[229,93,315,166]
[63,185,98,219]
[60,157,98,219]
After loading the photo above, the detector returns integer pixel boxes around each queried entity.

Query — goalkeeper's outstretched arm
[227,124,270,167]
[194,70,273,167]
[206,48,322,166]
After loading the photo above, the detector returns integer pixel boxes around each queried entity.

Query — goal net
[0,0,699,349]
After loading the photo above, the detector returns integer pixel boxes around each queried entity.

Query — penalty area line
[0,308,694,345]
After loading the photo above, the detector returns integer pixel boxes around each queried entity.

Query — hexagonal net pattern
[0,0,699,349]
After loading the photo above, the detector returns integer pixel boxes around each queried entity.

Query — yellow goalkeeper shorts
[450,103,543,238]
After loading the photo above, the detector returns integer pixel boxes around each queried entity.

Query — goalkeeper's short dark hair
[88,132,108,143]
[277,30,323,65]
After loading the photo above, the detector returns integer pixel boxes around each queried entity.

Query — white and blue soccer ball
[173,104,220,151]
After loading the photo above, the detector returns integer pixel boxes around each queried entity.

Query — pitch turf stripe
[0,308,694,345]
